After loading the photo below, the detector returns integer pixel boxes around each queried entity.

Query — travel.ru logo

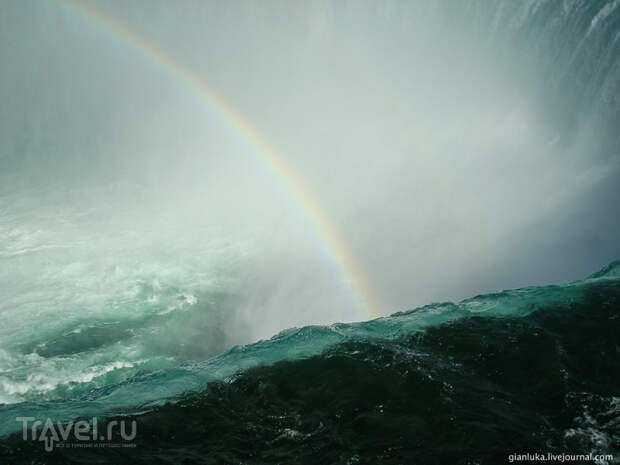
[16,416,137,452]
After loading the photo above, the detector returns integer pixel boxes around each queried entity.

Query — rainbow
[54,0,383,320]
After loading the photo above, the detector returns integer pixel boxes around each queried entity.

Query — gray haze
[1,0,619,343]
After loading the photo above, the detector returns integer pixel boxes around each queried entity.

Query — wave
[1,260,618,461]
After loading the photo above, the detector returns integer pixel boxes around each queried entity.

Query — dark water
[2,261,619,464]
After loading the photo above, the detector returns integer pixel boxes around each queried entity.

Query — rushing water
[2,260,620,463]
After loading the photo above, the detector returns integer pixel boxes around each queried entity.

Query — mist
[1,0,619,356]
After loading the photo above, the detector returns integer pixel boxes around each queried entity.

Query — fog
[1,0,619,346]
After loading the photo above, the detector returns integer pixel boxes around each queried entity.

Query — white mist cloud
[0,0,618,346]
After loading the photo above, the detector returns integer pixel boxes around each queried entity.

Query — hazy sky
[1,0,619,338]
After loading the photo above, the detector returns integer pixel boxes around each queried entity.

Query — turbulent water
[2,0,620,463]
[1,260,620,463]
